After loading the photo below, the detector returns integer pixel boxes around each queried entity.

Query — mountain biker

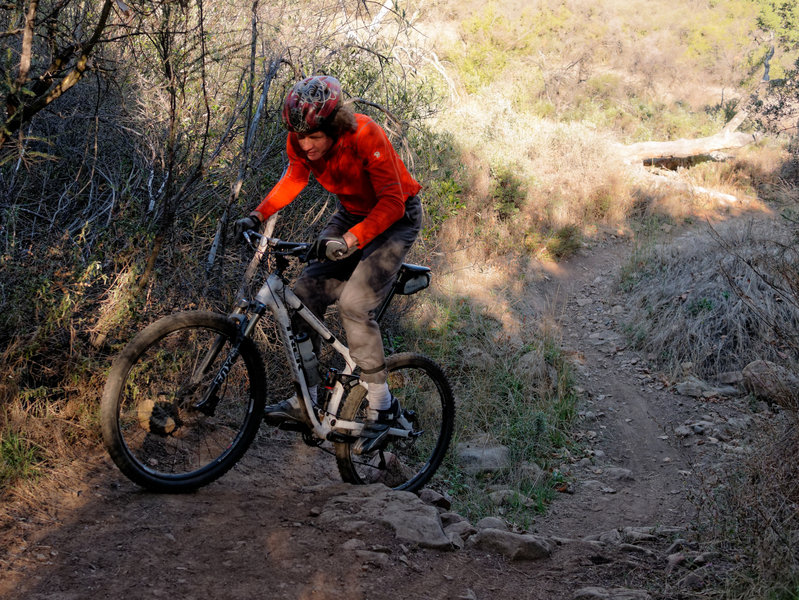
[234,75,422,454]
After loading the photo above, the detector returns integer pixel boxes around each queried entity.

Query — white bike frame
[251,272,364,439]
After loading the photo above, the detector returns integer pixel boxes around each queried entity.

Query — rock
[319,484,453,549]
[355,549,390,567]
[619,543,655,557]
[574,588,611,599]
[717,370,743,385]
[518,461,546,485]
[444,520,478,541]
[666,552,686,572]
[694,551,720,565]
[461,346,496,368]
[743,360,799,409]
[581,480,605,492]
[475,516,508,531]
[456,443,510,475]
[488,489,516,506]
[517,349,549,377]
[440,512,466,527]
[597,529,622,545]
[674,425,693,437]
[689,421,715,435]
[675,376,712,397]
[621,527,657,543]
[447,531,465,550]
[419,488,451,510]
[342,539,366,551]
[605,467,635,481]
[725,415,753,430]
[665,539,687,554]
[713,385,740,397]
[680,572,704,591]
[469,528,552,560]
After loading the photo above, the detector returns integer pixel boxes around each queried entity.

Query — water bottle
[296,332,321,387]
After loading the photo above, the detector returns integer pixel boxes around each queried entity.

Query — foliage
[422,176,465,238]
[748,0,799,155]
[392,293,579,526]
[489,166,527,221]
[757,0,799,48]
[0,430,43,489]
[0,0,440,487]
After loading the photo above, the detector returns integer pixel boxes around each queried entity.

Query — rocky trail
[0,236,767,600]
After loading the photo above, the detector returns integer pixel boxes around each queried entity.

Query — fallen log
[616,109,761,165]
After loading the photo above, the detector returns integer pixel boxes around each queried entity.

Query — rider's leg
[339,197,422,453]
[338,195,421,397]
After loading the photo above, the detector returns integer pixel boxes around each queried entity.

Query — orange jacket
[253,114,421,247]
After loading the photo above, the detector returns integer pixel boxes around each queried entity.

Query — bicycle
[101,232,455,494]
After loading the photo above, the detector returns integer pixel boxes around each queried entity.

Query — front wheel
[335,353,455,493]
[101,311,266,492]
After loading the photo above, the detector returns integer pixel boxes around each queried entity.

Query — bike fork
[193,306,264,414]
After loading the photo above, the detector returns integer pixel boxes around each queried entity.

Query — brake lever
[242,229,263,248]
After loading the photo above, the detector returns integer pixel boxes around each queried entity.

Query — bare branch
[2,0,116,146]
[14,1,38,90]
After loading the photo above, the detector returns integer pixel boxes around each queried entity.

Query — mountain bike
[100,232,455,494]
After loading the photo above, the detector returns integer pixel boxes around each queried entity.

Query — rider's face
[297,131,334,160]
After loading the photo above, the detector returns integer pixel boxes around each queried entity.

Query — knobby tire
[334,353,455,493]
[101,311,266,492]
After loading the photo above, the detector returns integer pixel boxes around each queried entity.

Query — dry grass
[621,213,799,379]
[429,92,636,263]
[620,174,799,598]
[381,256,578,526]
[695,418,799,599]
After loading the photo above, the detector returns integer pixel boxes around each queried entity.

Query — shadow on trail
[1,434,377,600]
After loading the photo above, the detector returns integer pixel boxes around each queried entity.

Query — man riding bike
[234,75,422,454]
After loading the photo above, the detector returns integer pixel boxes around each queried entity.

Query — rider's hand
[309,235,356,261]
[233,215,261,240]
[323,236,354,260]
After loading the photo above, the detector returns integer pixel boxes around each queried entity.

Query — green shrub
[0,430,43,489]
[490,166,527,220]
[546,225,582,259]
[423,177,465,239]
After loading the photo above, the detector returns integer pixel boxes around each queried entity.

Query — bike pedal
[276,421,311,433]
[326,431,357,444]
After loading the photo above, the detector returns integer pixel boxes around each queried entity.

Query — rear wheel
[101,311,266,492]
[334,353,455,492]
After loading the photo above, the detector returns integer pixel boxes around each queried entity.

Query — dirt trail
[535,237,696,539]
[0,237,724,600]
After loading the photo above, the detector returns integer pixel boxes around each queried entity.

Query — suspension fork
[192,304,266,414]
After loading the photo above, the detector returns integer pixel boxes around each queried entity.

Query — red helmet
[281,76,342,134]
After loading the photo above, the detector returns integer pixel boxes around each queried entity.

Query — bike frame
[252,272,363,439]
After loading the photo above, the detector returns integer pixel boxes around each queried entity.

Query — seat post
[375,278,400,324]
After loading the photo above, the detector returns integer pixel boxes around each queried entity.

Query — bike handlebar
[243,231,311,259]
